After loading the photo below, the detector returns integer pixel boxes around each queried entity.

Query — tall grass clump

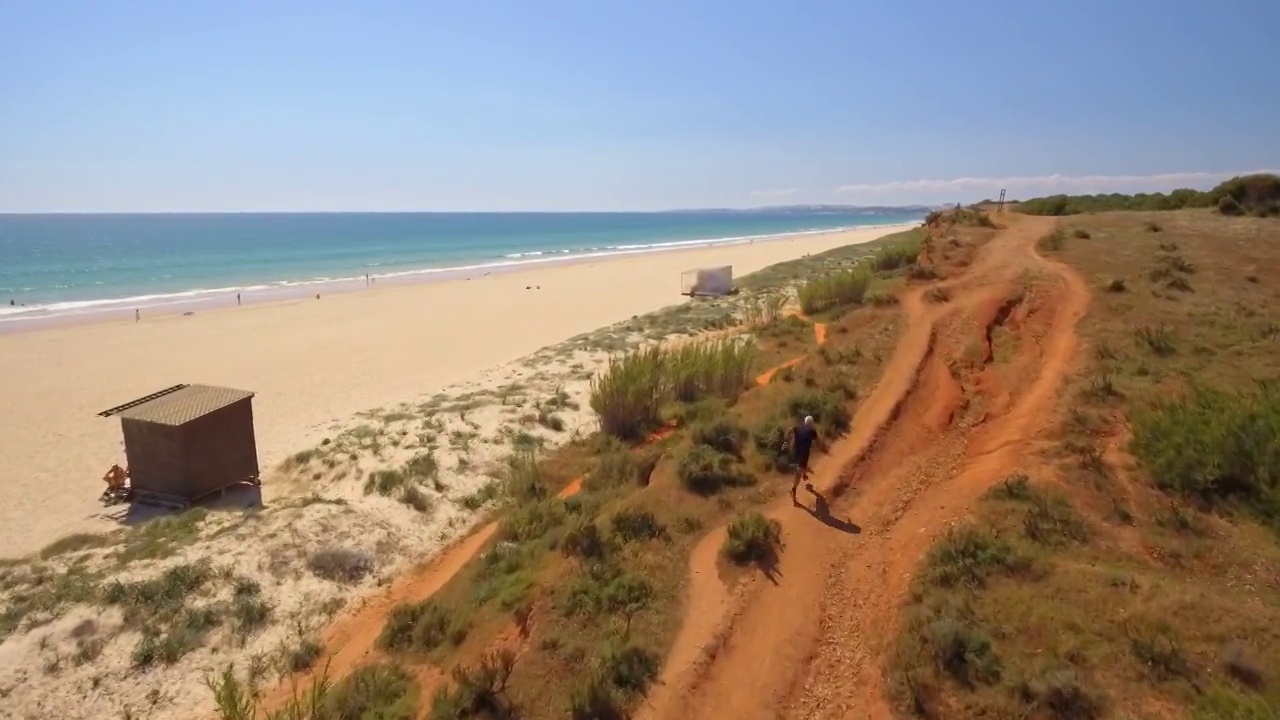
[1131,382,1280,525]
[591,340,756,440]
[590,346,669,440]
[797,265,872,314]
[668,339,756,403]
[740,293,788,329]
[871,240,923,272]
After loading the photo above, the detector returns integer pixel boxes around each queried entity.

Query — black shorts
[794,449,812,471]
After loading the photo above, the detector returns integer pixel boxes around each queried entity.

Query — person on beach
[236,292,241,305]
[784,415,817,505]
[135,308,140,323]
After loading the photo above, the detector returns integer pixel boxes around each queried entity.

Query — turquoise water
[0,210,922,322]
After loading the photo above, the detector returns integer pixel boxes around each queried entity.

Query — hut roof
[98,384,255,426]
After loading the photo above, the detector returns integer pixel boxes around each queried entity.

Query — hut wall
[121,420,185,496]
[179,398,259,498]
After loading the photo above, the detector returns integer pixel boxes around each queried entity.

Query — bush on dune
[797,266,872,315]
[590,339,756,440]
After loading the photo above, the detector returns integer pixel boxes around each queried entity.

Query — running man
[784,415,817,505]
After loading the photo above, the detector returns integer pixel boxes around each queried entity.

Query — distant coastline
[0,209,925,331]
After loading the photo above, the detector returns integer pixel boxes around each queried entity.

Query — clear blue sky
[2,0,1278,212]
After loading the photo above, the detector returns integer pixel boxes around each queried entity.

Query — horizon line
[0,204,939,217]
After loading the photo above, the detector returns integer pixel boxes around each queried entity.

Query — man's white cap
[804,415,814,425]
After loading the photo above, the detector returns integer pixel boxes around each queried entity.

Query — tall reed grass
[590,339,756,440]
[796,265,872,315]
[739,293,788,329]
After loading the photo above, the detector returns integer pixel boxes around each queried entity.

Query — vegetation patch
[722,512,782,567]
[379,599,469,654]
[893,209,1280,719]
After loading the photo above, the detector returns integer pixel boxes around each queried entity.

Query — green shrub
[599,641,660,695]
[723,512,782,565]
[1013,669,1103,719]
[1218,194,1245,216]
[561,563,653,625]
[610,509,668,543]
[1017,186,1221,215]
[325,663,419,719]
[568,671,622,720]
[692,418,748,458]
[986,473,1034,502]
[590,340,756,440]
[505,449,548,503]
[797,265,873,314]
[1134,324,1177,356]
[400,485,432,513]
[871,240,924,271]
[1039,229,1066,251]
[403,452,440,487]
[752,417,792,472]
[307,546,375,584]
[1131,382,1280,525]
[427,650,517,720]
[785,388,852,434]
[1192,686,1279,720]
[1023,494,1089,545]
[924,618,1002,688]
[500,499,564,543]
[562,521,608,560]
[1211,173,1280,217]
[668,339,756,403]
[677,445,754,495]
[379,600,467,654]
[922,527,1027,589]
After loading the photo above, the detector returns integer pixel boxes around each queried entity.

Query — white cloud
[832,170,1277,201]
[749,188,798,199]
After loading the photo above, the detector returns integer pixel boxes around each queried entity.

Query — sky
[2,0,1278,212]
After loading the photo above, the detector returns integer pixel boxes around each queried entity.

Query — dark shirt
[792,424,817,455]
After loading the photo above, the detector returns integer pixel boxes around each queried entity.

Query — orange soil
[637,213,1089,720]
[755,317,826,386]
[253,314,829,715]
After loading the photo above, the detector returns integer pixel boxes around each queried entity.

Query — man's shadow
[797,483,861,534]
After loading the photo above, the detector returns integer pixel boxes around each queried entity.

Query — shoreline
[0,221,921,720]
[0,222,913,560]
[0,221,919,335]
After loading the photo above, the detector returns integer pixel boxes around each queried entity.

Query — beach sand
[0,224,908,559]
[0,223,915,720]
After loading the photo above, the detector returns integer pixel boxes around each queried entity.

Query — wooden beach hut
[98,384,260,508]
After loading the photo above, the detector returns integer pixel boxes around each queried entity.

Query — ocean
[0,210,922,325]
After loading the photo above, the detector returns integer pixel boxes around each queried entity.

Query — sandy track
[638,214,1090,720]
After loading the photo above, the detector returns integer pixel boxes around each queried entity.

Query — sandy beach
[0,224,908,559]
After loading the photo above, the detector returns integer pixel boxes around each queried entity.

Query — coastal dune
[0,225,908,558]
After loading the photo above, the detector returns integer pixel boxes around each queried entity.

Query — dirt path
[252,318,829,716]
[638,214,1090,720]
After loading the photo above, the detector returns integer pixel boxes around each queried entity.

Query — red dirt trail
[254,315,829,714]
[637,214,1090,720]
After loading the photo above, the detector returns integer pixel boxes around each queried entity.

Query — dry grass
[891,209,1280,720]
